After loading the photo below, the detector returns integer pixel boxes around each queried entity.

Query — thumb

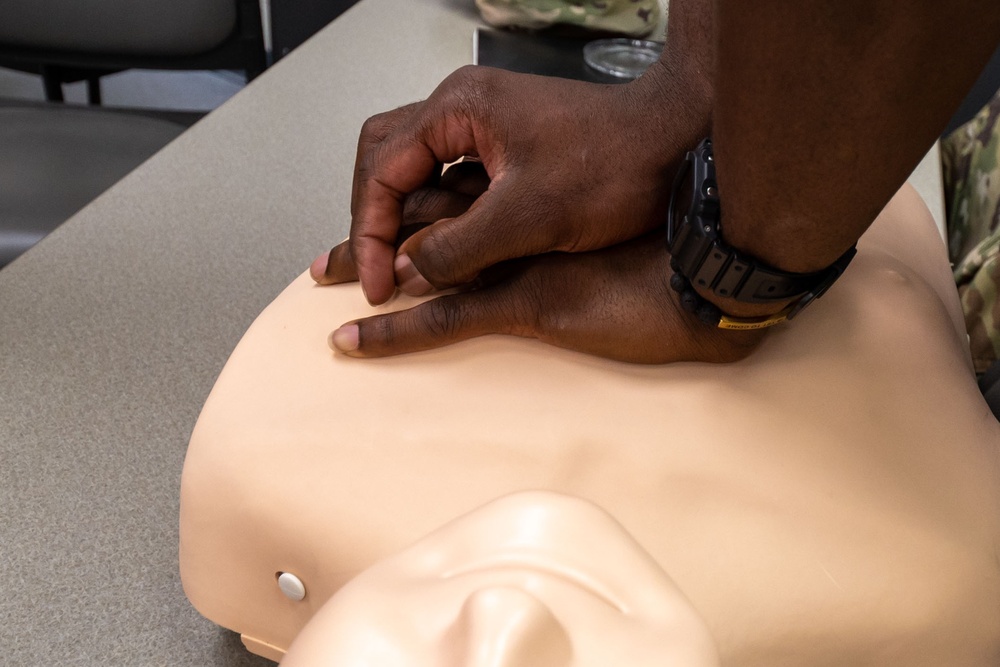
[328,286,529,358]
[395,180,555,294]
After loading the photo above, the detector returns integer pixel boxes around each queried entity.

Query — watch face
[691,140,718,225]
[667,141,718,278]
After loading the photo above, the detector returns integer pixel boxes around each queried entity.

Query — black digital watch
[666,138,857,330]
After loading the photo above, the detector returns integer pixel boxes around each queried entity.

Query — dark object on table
[475,28,634,84]
[270,0,362,61]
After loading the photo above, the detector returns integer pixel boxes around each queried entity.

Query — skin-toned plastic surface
[179,184,1000,666]
[279,491,720,667]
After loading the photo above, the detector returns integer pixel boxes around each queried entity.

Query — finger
[350,103,421,219]
[350,135,468,304]
[310,241,357,285]
[439,159,489,196]
[397,222,432,245]
[353,160,489,299]
[348,104,428,304]
[311,223,435,286]
[351,68,498,304]
[344,165,484,294]
[402,187,478,226]
[395,178,563,292]
[396,161,487,228]
[328,286,527,358]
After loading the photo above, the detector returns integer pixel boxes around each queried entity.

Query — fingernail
[394,254,433,296]
[310,251,330,283]
[329,324,360,353]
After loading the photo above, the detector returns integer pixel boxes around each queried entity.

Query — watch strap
[675,234,857,305]
[667,138,857,327]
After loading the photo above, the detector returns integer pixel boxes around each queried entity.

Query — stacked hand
[311,65,762,363]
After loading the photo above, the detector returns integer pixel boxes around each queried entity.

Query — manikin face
[280,492,719,667]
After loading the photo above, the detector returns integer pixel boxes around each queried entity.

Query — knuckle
[357,143,397,193]
[359,113,389,141]
[360,105,411,142]
[479,264,544,339]
[443,64,484,90]
[438,65,502,120]
[423,298,465,339]
[417,227,467,285]
[365,315,397,350]
[356,148,378,183]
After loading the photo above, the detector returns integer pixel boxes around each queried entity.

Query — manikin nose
[449,586,573,667]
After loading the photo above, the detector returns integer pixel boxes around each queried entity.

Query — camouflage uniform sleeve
[476,0,661,37]
[942,87,1000,373]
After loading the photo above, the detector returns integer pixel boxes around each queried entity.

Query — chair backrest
[0,0,266,81]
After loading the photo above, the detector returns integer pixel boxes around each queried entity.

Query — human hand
[325,63,710,305]
[315,230,762,365]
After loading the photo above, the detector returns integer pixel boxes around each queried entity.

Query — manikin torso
[180,185,1000,666]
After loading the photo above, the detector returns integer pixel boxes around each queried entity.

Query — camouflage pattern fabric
[942,87,1000,373]
[476,0,660,37]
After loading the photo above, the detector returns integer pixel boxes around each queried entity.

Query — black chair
[0,0,267,268]
[0,0,266,104]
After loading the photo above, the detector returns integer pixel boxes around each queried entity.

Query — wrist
[627,56,712,155]
[666,138,857,329]
[711,125,863,275]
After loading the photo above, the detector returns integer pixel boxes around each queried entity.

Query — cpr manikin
[278,491,720,667]
[180,184,1000,666]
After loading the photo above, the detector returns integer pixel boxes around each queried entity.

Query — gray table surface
[0,0,947,663]
[0,0,478,663]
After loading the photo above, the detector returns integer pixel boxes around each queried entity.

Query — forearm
[623,0,715,181]
[713,0,1000,283]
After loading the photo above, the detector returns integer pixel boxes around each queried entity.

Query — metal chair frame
[0,0,267,104]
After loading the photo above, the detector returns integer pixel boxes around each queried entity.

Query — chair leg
[86,77,102,105]
[40,66,64,102]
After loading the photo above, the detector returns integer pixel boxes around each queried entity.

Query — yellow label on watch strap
[717,305,794,330]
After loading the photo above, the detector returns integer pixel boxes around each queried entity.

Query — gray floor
[0,66,244,110]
